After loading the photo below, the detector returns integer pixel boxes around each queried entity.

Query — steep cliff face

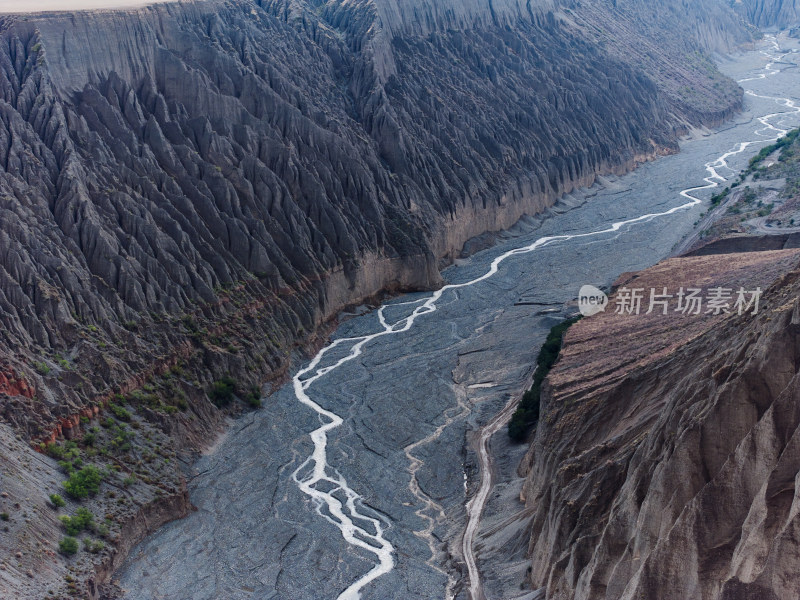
[733,0,800,29]
[521,248,800,599]
[0,0,749,442]
[0,0,758,597]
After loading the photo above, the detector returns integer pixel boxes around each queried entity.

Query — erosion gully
[118,35,800,600]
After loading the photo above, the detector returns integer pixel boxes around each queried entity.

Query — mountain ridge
[0,1,760,597]
[521,247,800,599]
[0,0,748,442]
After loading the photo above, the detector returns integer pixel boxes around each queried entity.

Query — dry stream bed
[117,36,800,600]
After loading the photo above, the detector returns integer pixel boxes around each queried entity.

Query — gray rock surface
[735,0,800,29]
[116,38,800,599]
[0,0,749,443]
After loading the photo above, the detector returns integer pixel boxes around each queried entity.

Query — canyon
[0,1,798,599]
[0,0,749,445]
[119,33,800,600]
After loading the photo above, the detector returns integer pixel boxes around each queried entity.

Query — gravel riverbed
[118,36,800,600]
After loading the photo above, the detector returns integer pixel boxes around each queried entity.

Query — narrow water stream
[118,35,800,600]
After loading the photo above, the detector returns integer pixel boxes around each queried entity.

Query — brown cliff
[0,0,758,597]
[521,248,800,599]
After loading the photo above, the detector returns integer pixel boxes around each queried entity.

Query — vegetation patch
[108,403,132,422]
[508,317,580,442]
[59,536,79,556]
[34,361,50,376]
[63,465,104,500]
[210,376,237,407]
[697,128,800,241]
[59,507,94,536]
[83,537,105,554]
[748,128,799,170]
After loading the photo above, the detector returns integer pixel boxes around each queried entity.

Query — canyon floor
[116,35,800,600]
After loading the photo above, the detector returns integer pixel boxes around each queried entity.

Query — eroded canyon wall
[733,0,800,29]
[0,0,751,440]
[0,0,763,596]
[521,249,800,599]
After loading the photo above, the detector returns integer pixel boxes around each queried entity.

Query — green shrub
[0,512,9,521]
[245,387,262,408]
[508,412,531,441]
[83,538,104,554]
[747,129,800,171]
[74,507,93,527]
[59,507,94,535]
[63,466,103,499]
[108,403,132,422]
[49,494,66,508]
[58,515,75,534]
[209,376,236,407]
[59,536,79,556]
[58,460,75,475]
[709,190,727,206]
[93,522,110,538]
[34,361,50,376]
[43,442,65,460]
[44,441,79,462]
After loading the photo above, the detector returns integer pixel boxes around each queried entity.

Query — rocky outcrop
[0,0,750,441]
[89,487,192,598]
[733,0,800,29]
[0,1,756,596]
[0,368,33,399]
[685,233,800,254]
[520,248,800,599]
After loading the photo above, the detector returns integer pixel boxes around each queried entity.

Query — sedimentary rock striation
[521,247,800,599]
[0,0,759,596]
[0,0,748,440]
[734,0,800,29]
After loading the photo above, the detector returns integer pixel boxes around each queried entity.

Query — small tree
[60,507,95,535]
[59,536,79,556]
[63,465,103,499]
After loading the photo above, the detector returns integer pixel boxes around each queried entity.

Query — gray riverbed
[118,36,800,600]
